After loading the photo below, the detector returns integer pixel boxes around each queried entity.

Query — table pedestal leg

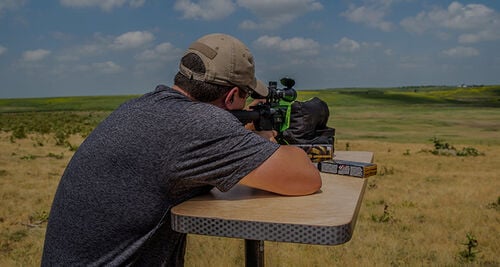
[245,239,264,267]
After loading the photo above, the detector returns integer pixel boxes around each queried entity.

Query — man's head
[174,33,267,108]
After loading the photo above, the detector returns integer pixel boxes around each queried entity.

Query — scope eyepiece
[266,77,297,103]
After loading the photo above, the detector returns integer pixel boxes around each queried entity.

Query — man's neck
[172,85,192,99]
[172,85,225,108]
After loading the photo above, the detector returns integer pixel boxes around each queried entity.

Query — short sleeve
[169,103,280,192]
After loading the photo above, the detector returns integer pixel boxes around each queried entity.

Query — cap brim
[250,79,268,97]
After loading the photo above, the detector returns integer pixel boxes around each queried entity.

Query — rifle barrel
[230,110,261,124]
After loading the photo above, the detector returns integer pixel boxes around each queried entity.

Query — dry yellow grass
[0,133,499,266]
[184,140,500,266]
[0,133,84,266]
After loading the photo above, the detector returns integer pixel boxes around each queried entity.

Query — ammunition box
[292,144,334,162]
[318,160,377,178]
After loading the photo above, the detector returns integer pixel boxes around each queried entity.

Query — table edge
[172,213,356,245]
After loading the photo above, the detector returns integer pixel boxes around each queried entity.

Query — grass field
[0,85,499,266]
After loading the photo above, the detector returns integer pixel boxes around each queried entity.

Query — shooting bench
[171,151,373,266]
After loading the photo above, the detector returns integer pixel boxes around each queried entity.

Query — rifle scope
[251,77,297,103]
[232,77,298,132]
[266,77,297,103]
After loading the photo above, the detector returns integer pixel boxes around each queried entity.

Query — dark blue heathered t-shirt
[41,86,279,266]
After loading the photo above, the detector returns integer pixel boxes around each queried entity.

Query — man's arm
[239,145,322,196]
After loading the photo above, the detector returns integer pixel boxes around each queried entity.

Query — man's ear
[224,87,239,109]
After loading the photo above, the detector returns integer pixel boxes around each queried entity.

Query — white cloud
[57,61,123,74]
[401,2,500,43]
[55,32,116,62]
[237,0,322,15]
[458,28,500,44]
[341,3,394,32]
[133,42,182,75]
[92,61,123,74]
[400,12,427,34]
[443,2,494,30]
[110,31,155,50]
[129,0,145,8]
[0,45,6,56]
[237,0,323,29]
[76,43,104,56]
[135,42,181,61]
[59,0,144,11]
[254,35,320,56]
[174,0,235,20]
[22,49,51,62]
[334,37,361,53]
[172,0,323,28]
[56,38,110,62]
[0,0,26,15]
[239,20,260,30]
[442,46,479,58]
[239,16,294,30]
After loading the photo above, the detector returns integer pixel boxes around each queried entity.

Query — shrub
[422,137,485,157]
[458,233,479,263]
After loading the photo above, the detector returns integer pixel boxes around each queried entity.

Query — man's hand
[244,99,277,142]
[244,119,277,142]
[245,98,266,109]
[254,130,277,143]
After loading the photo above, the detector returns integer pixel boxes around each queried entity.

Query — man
[42,33,321,266]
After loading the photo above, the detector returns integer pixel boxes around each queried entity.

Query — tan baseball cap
[179,33,268,97]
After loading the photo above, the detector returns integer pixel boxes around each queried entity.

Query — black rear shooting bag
[282,97,335,162]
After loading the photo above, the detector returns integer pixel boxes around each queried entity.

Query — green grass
[2,85,498,113]
[0,112,109,141]
[298,85,500,145]
[1,85,499,145]
[0,95,138,140]
[298,84,500,107]
[0,95,139,113]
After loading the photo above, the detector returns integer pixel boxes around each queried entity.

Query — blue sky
[1,0,500,98]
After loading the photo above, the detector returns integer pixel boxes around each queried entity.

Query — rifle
[231,77,297,144]
[231,79,377,177]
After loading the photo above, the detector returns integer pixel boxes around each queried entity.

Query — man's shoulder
[121,85,188,111]
[152,84,174,94]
